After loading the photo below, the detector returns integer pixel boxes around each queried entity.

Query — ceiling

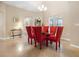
[3,1,43,12]
[2,1,69,13]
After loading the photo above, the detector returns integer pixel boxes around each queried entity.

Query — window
[49,16,63,26]
[57,18,63,26]
[49,16,57,26]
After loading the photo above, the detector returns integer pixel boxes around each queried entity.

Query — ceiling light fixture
[38,4,47,11]
[37,3,47,22]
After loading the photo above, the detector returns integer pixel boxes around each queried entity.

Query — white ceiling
[3,1,69,12]
[3,1,43,12]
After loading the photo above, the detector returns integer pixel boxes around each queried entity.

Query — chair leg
[46,39,48,47]
[50,41,52,45]
[56,42,57,50]
[34,40,37,47]
[28,37,29,44]
[59,40,60,48]
[40,42,42,49]
[31,38,32,45]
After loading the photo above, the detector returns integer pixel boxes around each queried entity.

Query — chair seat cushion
[36,35,46,42]
[48,34,56,41]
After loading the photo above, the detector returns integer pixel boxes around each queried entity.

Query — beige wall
[0,2,39,37]
[5,4,38,36]
[0,2,6,37]
[68,2,79,45]
[38,1,79,45]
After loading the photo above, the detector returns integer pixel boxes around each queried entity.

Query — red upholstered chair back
[42,26,48,33]
[50,26,57,35]
[56,26,64,41]
[26,26,33,38]
[33,26,42,42]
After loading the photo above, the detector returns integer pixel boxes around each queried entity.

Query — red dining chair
[42,26,49,47]
[48,26,64,50]
[50,26,57,35]
[26,26,35,45]
[42,26,49,33]
[45,26,57,47]
[50,26,57,44]
[33,26,46,49]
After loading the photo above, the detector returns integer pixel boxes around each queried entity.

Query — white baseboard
[61,37,71,42]
[70,44,79,48]
[0,36,10,40]
[61,37,79,48]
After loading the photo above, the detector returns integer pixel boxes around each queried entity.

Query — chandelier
[37,3,47,25]
[38,4,47,11]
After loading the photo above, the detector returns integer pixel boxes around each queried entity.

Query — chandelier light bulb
[38,6,43,11]
[44,7,47,11]
[41,4,44,8]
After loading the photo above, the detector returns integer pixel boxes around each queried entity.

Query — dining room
[0,1,79,57]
